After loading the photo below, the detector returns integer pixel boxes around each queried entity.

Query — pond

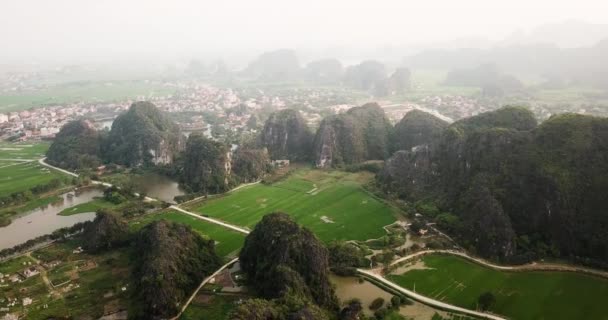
[0,188,102,250]
[129,173,186,203]
[330,274,449,320]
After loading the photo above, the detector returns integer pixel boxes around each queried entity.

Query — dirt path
[389,249,608,280]
[170,206,250,234]
[26,252,60,296]
[169,258,239,320]
[357,268,506,320]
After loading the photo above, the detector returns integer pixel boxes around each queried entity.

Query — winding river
[0,188,102,250]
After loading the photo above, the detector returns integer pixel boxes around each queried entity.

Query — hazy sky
[1,0,606,63]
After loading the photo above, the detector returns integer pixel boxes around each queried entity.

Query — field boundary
[389,249,608,280]
[179,180,262,207]
[169,258,239,320]
[357,269,506,320]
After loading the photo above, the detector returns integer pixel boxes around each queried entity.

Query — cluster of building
[419,95,491,120]
[0,82,362,142]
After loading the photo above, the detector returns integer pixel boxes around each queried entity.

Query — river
[0,188,102,250]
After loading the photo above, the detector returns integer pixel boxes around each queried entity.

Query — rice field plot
[1,241,134,320]
[0,162,64,195]
[387,254,608,320]
[130,211,246,259]
[180,294,240,320]
[189,169,398,243]
[0,142,50,160]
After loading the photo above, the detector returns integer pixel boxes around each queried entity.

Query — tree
[133,220,221,319]
[260,109,314,161]
[182,133,231,193]
[46,120,102,170]
[239,212,338,310]
[478,292,496,311]
[369,297,385,310]
[82,210,129,253]
[230,299,281,320]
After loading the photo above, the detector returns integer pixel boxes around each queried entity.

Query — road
[39,157,155,201]
[389,249,608,279]
[357,268,507,320]
[169,257,239,320]
[38,157,608,319]
[170,206,251,235]
[0,158,35,162]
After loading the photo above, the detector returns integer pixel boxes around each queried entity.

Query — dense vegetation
[104,101,183,166]
[244,49,301,81]
[444,64,524,96]
[81,210,130,253]
[237,212,338,318]
[260,109,314,161]
[231,148,271,183]
[46,119,103,169]
[47,101,183,170]
[314,103,393,167]
[181,133,232,193]
[379,106,608,266]
[392,110,448,152]
[305,58,344,84]
[133,220,222,319]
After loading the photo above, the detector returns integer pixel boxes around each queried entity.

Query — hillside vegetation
[379,106,608,266]
[104,101,183,166]
[314,103,393,167]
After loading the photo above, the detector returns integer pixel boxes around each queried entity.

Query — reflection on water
[0,189,102,250]
[130,173,185,203]
[331,274,394,316]
[330,274,449,320]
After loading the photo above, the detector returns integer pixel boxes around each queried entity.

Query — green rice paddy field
[0,162,64,195]
[388,255,608,320]
[0,142,49,159]
[130,211,246,259]
[189,169,398,243]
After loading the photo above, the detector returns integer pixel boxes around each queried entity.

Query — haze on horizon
[1,0,607,65]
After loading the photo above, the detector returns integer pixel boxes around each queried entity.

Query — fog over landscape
[1,0,608,65]
[1,1,608,320]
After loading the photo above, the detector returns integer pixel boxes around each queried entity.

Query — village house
[22,297,32,306]
[271,159,290,168]
[21,266,39,278]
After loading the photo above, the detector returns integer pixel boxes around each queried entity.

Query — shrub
[369,297,385,310]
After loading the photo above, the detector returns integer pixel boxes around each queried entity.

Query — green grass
[2,194,63,214]
[190,169,397,243]
[388,254,608,320]
[58,198,118,216]
[130,211,246,259]
[180,294,240,320]
[0,162,64,195]
[0,142,49,159]
[0,81,176,112]
[0,255,35,274]
[1,240,135,319]
[48,263,74,286]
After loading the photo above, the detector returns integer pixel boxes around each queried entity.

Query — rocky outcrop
[392,109,448,152]
[260,109,313,161]
[46,119,102,169]
[380,107,608,264]
[239,212,338,310]
[181,133,232,193]
[314,103,393,168]
[104,101,184,166]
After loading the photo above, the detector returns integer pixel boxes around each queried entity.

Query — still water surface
[0,189,102,250]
